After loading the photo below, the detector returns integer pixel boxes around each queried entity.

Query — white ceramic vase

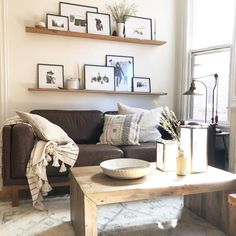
[117,23,125,37]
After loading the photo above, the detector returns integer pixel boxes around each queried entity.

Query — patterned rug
[0,196,226,236]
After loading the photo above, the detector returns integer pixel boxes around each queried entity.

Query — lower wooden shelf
[28,88,167,96]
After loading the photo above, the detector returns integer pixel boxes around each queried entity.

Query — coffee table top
[70,163,236,205]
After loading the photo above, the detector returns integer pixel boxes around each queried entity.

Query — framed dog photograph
[84,65,115,91]
[59,2,98,32]
[132,77,151,93]
[37,64,64,89]
[86,12,111,36]
[106,55,134,92]
[46,14,69,31]
[124,15,152,40]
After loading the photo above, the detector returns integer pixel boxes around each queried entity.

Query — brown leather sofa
[2,109,168,206]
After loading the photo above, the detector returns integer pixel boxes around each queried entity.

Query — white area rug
[0,196,226,236]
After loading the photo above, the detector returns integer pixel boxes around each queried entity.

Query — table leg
[70,175,97,236]
[228,194,236,236]
[184,191,234,235]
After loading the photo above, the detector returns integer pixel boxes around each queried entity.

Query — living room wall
[0,0,179,121]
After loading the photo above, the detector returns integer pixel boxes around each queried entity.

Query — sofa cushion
[16,111,72,144]
[75,144,124,166]
[31,110,104,144]
[99,114,142,145]
[117,103,163,142]
[120,142,157,162]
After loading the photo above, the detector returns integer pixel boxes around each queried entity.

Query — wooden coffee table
[70,163,236,236]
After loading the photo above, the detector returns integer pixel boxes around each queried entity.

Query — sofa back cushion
[31,110,104,144]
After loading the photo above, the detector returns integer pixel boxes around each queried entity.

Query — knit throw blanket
[0,116,79,210]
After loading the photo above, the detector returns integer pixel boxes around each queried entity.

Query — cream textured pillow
[117,103,163,142]
[16,111,72,144]
[99,114,142,145]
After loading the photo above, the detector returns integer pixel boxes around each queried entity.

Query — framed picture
[124,15,152,40]
[86,12,111,36]
[132,77,151,93]
[46,14,69,31]
[37,64,64,89]
[59,2,98,32]
[106,55,134,92]
[84,65,115,91]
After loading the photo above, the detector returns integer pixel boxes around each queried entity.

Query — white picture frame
[59,2,98,33]
[86,12,111,36]
[84,65,115,91]
[46,14,69,31]
[37,64,64,89]
[124,15,152,40]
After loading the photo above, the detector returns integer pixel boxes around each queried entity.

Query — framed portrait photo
[86,12,111,36]
[84,64,115,91]
[132,77,151,93]
[46,14,69,31]
[106,55,134,92]
[124,15,152,40]
[59,2,98,32]
[37,64,64,89]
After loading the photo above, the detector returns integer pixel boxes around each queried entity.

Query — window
[190,45,231,124]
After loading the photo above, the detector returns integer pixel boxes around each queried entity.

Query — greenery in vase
[106,0,138,23]
[159,107,181,142]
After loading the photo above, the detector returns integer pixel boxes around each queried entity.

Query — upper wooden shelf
[28,88,167,96]
[25,26,166,46]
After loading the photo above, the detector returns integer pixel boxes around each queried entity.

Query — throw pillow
[16,111,72,144]
[117,103,163,142]
[99,114,142,145]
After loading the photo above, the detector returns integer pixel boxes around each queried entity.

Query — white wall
[1,0,178,121]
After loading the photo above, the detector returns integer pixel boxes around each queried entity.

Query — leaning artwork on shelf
[59,2,98,32]
[84,64,115,91]
[106,55,134,92]
[132,77,151,93]
[124,15,152,40]
[86,12,111,36]
[37,64,64,89]
[46,14,69,31]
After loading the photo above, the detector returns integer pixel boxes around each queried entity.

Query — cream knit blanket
[0,116,79,210]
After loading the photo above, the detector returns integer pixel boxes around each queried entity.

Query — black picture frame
[37,63,64,89]
[132,77,151,93]
[59,2,98,32]
[84,64,115,91]
[46,14,69,31]
[86,12,111,36]
[124,15,152,40]
[106,55,134,92]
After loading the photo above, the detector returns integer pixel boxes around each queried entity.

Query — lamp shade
[180,124,208,173]
[183,81,202,96]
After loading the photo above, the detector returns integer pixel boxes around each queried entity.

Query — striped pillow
[99,114,142,145]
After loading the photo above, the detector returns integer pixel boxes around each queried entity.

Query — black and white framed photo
[59,2,98,32]
[124,15,152,40]
[46,14,69,31]
[106,55,134,92]
[84,65,115,91]
[37,64,64,89]
[132,77,151,93]
[86,12,111,36]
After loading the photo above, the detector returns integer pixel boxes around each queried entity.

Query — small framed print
[86,12,111,36]
[106,55,134,92]
[84,65,115,91]
[132,77,151,93]
[124,15,152,40]
[37,64,64,89]
[46,14,69,31]
[59,2,98,32]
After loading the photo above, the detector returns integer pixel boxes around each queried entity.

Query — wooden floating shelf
[28,88,167,96]
[25,26,166,46]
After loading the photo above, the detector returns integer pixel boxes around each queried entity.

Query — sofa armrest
[3,123,35,185]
